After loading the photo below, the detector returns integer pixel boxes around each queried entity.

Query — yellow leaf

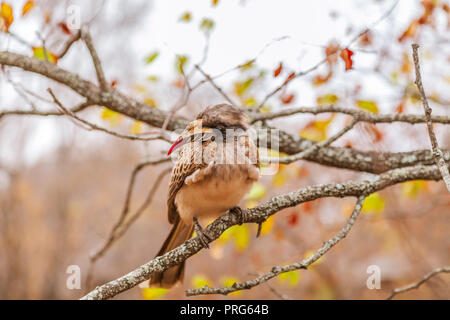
[221,276,242,296]
[233,224,250,252]
[234,78,253,96]
[243,97,257,107]
[278,270,300,287]
[1,2,13,32]
[299,116,334,142]
[143,97,157,107]
[142,287,169,300]
[272,171,287,187]
[362,192,385,215]
[200,18,215,34]
[191,274,212,288]
[316,94,338,106]
[259,215,274,236]
[401,180,428,198]
[245,183,266,200]
[145,51,159,64]
[32,47,58,64]
[101,108,121,127]
[130,121,143,135]
[356,100,379,114]
[179,11,191,22]
[22,0,34,17]
[146,75,159,82]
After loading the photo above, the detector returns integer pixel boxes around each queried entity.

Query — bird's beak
[167,135,187,155]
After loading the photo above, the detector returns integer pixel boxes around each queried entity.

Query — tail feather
[150,217,194,288]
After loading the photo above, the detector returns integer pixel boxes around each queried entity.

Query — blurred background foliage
[0,0,449,299]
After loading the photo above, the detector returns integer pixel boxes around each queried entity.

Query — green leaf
[175,54,189,74]
[356,100,379,113]
[200,18,215,34]
[145,51,159,64]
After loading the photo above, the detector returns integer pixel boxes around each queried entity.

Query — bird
[150,104,260,288]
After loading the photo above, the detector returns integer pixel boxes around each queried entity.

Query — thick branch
[1,51,449,174]
[81,164,445,300]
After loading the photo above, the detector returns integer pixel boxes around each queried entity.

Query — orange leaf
[398,20,419,42]
[22,0,35,17]
[273,62,282,77]
[1,2,14,32]
[339,48,354,71]
[58,22,72,35]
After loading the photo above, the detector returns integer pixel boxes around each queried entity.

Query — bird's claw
[193,216,211,249]
[229,206,246,225]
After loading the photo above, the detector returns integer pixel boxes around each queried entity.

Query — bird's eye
[210,135,215,142]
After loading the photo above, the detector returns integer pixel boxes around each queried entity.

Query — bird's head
[167,104,248,155]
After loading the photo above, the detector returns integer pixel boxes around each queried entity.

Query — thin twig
[47,88,170,142]
[81,28,108,90]
[56,30,81,59]
[195,64,240,107]
[85,163,170,290]
[186,195,366,296]
[386,266,450,300]
[411,44,450,192]
[264,118,358,164]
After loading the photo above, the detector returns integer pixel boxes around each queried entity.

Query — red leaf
[283,72,296,85]
[58,22,72,35]
[287,212,298,226]
[273,62,283,77]
[280,93,295,104]
[339,48,354,71]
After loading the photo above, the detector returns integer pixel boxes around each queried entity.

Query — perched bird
[150,104,260,288]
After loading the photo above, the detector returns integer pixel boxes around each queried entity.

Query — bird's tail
[150,217,194,288]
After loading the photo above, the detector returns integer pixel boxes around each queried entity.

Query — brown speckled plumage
[150,104,259,288]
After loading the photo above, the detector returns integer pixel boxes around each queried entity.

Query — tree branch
[1,51,448,175]
[411,43,450,192]
[186,195,366,296]
[386,266,450,300]
[81,164,445,300]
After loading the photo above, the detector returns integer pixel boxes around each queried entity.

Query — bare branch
[81,164,444,300]
[251,105,450,125]
[0,102,91,120]
[1,51,448,174]
[265,118,358,164]
[56,30,81,59]
[411,44,450,192]
[195,64,239,108]
[387,266,450,300]
[86,163,170,290]
[80,28,108,90]
[47,88,170,142]
[186,195,366,296]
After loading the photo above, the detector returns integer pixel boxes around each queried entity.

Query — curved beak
[167,135,187,155]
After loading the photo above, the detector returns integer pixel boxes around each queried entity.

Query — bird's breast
[175,163,259,225]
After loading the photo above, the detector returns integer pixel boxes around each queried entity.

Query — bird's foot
[193,216,211,249]
[229,206,246,225]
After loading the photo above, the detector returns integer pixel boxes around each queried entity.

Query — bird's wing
[167,146,207,224]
